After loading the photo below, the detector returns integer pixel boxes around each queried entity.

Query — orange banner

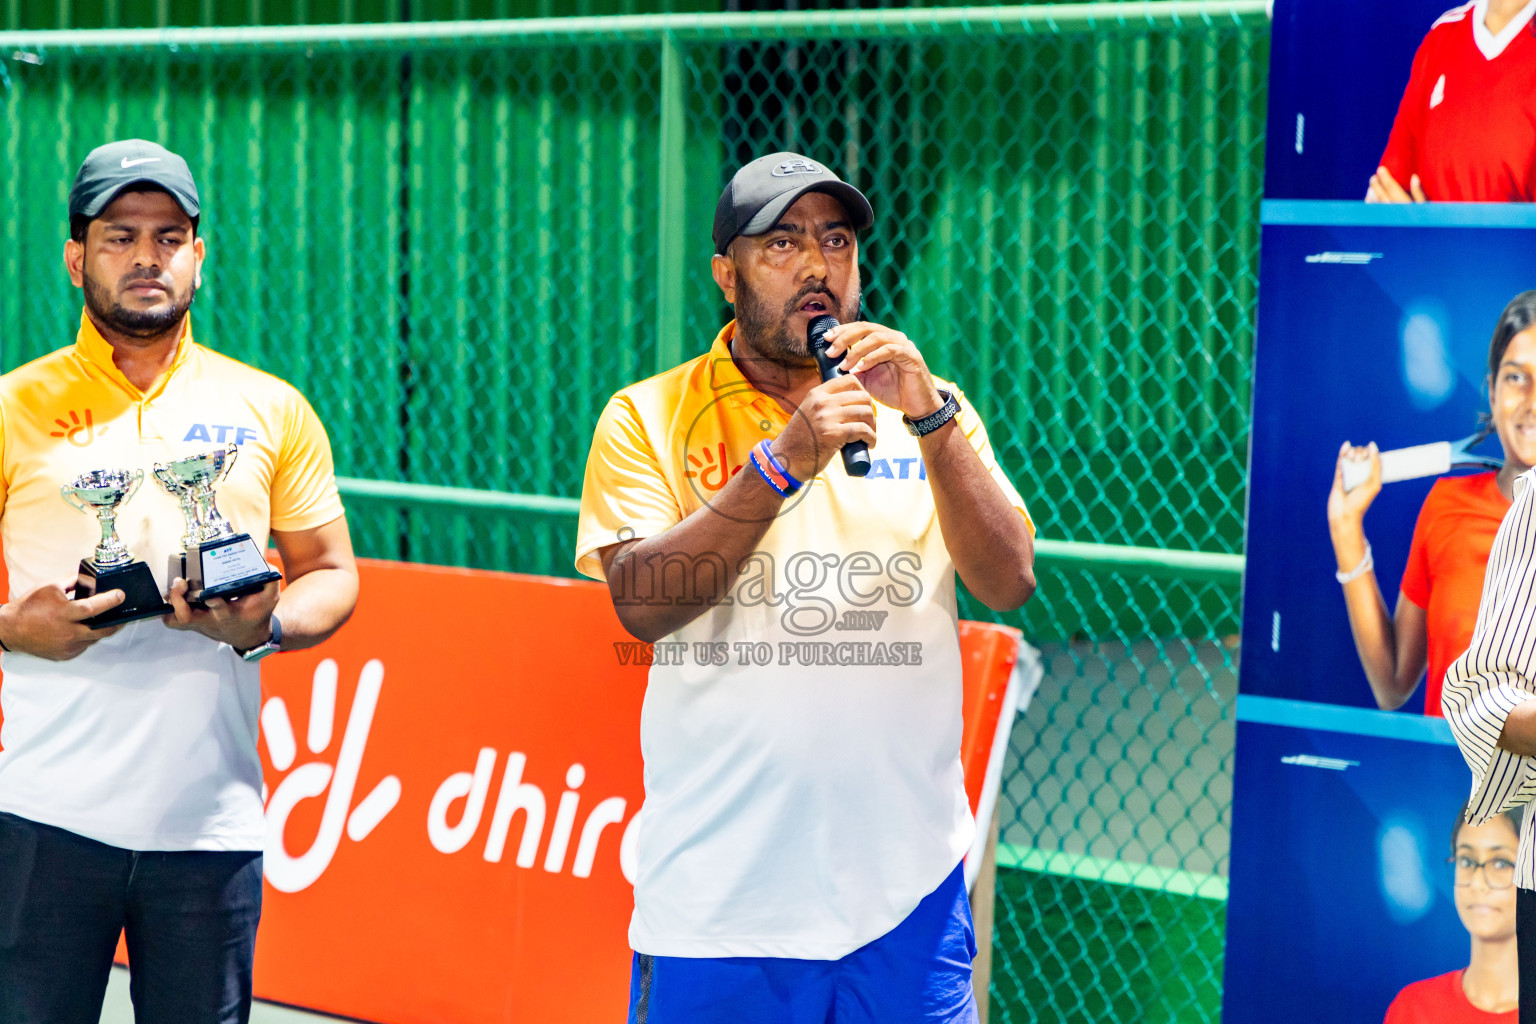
[253,561,648,1021]
[3,557,1021,1022]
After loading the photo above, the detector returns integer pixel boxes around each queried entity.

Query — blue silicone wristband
[748,446,790,498]
[757,441,801,491]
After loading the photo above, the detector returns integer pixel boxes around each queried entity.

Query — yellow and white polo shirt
[0,311,344,851]
[575,321,1032,959]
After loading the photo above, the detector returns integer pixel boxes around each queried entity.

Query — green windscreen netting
[0,8,1267,1019]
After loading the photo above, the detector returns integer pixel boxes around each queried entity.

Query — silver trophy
[152,444,281,606]
[61,467,173,628]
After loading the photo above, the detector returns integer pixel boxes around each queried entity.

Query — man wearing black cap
[575,152,1036,1023]
[0,140,359,1022]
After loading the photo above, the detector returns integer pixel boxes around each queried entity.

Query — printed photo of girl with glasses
[1385,801,1522,1022]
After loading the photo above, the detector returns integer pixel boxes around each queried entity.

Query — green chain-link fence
[0,6,1266,1020]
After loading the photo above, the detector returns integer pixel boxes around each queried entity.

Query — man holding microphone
[576,152,1036,1023]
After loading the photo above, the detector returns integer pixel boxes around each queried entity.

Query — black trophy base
[172,533,283,609]
[75,558,175,629]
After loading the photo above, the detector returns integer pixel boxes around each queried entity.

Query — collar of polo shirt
[710,321,795,424]
[74,309,196,402]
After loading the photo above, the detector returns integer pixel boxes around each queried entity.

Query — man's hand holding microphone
[768,314,949,485]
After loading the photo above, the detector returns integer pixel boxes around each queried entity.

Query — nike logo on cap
[120,156,162,168]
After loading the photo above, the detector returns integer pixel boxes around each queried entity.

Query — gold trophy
[62,468,174,628]
[153,444,281,607]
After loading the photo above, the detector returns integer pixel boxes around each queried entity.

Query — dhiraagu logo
[684,441,743,492]
[261,659,401,893]
[50,409,107,447]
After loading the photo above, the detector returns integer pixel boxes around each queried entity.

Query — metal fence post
[655,32,686,375]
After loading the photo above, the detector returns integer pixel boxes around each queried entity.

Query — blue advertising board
[1224,702,1475,1023]
[1224,204,1536,1020]
[1228,0,1536,1004]
[1240,211,1536,712]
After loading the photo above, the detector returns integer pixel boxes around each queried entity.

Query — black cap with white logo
[68,139,200,222]
[712,152,873,255]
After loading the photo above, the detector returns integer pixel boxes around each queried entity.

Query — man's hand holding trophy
[61,467,174,628]
[63,443,284,640]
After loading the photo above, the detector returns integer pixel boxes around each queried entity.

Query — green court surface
[990,867,1226,1024]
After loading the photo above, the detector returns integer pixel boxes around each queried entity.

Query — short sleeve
[950,385,1034,537]
[0,396,10,523]
[574,394,684,581]
[1381,988,1406,1024]
[1380,979,1430,1024]
[1378,32,1436,188]
[1399,486,1436,610]
[269,388,345,532]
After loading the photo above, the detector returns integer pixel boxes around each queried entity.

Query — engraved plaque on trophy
[61,468,175,628]
[152,444,282,607]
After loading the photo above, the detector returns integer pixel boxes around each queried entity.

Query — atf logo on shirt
[184,423,260,445]
[864,457,927,480]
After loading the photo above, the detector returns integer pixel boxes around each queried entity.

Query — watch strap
[237,613,282,661]
[903,389,960,437]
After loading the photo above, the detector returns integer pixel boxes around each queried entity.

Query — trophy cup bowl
[153,445,282,607]
[152,443,238,545]
[61,467,174,629]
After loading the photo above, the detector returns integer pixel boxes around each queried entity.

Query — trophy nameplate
[152,444,282,607]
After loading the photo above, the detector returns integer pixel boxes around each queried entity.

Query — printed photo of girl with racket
[1327,290,1536,715]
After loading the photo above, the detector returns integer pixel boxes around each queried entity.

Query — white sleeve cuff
[1446,679,1536,822]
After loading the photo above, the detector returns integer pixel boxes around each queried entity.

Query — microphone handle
[811,343,872,478]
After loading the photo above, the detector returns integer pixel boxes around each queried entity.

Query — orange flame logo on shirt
[684,442,742,492]
[49,409,106,447]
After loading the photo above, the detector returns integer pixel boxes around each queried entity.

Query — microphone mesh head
[807,314,840,348]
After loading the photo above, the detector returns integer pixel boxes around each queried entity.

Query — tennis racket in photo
[1340,432,1503,493]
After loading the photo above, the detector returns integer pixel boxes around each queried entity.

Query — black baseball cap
[68,139,200,223]
[712,152,873,255]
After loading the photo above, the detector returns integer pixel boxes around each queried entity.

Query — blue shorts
[627,860,979,1024]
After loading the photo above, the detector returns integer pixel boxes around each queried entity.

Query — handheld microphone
[807,314,872,478]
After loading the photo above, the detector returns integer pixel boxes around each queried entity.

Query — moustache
[782,284,838,316]
[119,269,172,291]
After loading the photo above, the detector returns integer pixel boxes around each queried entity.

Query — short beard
[82,269,195,340]
[733,274,860,370]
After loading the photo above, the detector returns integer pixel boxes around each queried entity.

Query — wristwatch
[236,614,283,663]
[903,389,960,437]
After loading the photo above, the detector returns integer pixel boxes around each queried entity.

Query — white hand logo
[261,659,402,893]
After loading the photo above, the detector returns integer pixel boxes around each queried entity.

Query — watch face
[241,640,279,662]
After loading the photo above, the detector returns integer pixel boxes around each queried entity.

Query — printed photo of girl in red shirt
[1327,291,1536,715]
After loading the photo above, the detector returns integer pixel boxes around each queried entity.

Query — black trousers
[1522,887,1536,1024]
[0,811,262,1024]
